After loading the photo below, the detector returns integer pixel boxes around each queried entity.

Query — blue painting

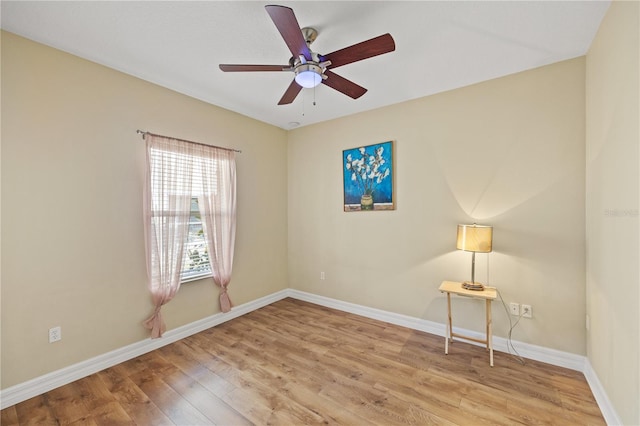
[343,141,394,212]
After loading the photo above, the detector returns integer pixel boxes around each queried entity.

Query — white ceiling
[1,1,610,130]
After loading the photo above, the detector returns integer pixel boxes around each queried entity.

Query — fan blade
[322,70,367,99]
[265,5,312,60]
[321,33,395,69]
[278,79,303,105]
[219,64,289,72]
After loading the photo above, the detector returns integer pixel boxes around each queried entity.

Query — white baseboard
[0,288,621,425]
[288,289,447,336]
[0,289,290,410]
[583,359,623,426]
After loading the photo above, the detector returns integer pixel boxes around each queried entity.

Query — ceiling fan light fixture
[219,5,395,104]
[294,64,322,88]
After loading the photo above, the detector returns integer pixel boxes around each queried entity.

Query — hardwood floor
[1,298,605,425]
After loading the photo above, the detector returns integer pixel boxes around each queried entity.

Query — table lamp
[456,224,493,290]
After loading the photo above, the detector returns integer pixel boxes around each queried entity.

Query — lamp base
[461,281,485,291]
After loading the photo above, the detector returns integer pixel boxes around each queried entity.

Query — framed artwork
[343,141,394,212]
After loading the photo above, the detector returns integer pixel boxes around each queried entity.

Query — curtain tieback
[143,305,166,338]
[218,283,233,313]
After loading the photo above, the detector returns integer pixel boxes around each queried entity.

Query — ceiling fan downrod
[218,5,395,104]
[301,27,317,46]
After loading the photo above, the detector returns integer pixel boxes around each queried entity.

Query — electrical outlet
[49,326,62,343]
[509,302,520,316]
[320,271,325,280]
[522,305,532,318]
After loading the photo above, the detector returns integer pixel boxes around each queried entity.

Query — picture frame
[343,141,395,212]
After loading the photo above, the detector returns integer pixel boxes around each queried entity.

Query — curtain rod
[136,130,241,153]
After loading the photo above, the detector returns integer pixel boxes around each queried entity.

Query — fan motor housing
[295,63,323,75]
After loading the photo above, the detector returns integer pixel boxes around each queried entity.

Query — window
[147,143,221,284]
[181,197,211,282]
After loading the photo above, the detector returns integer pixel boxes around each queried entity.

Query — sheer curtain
[197,146,237,313]
[143,135,195,338]
[143,133,238,338]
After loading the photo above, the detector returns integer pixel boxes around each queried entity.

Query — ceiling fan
[219,5,396,105]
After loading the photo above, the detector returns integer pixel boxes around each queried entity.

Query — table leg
[445,292,452,354]
[486,299,493,367]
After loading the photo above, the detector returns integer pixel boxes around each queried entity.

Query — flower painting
[343,141,394,211]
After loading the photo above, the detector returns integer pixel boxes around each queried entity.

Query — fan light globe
[295,69,322,88]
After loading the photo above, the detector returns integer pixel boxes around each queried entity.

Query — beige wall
[586,1,639,424]
[4,10,636,422]
[288,58,586,354]
[1,32,289,388]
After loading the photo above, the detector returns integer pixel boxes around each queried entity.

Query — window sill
[181,273,212,284]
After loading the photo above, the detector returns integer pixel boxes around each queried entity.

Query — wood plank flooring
[1,298,605,425]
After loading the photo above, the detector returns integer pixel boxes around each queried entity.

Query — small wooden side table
[439,280,497,366]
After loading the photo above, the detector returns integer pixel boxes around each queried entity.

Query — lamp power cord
[484,285,526,365]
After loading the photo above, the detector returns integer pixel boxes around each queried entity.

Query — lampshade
[294,65,322,88]
[456,224,493,253]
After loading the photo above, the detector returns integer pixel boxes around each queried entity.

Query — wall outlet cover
[509,302,520,316]
[49,326,62,343]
